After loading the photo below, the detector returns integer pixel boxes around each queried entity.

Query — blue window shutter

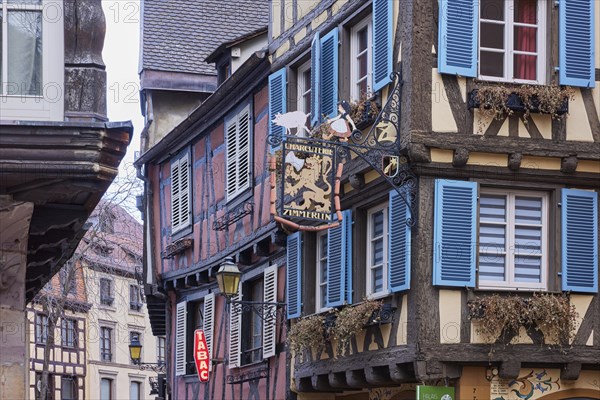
[389,189,411,292]
[559,0,595,87]
[268,68,287,143]
[437,0,478,77]
[433,179,477,287]
[310,32,321,127]
[327,210,352,307]
[561,189,598,293]
[286,232,302,318]
[320,28,339,119]
[372,0,393,92]
[342,210,353,305]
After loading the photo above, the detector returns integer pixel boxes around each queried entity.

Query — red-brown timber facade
[269,0,600,400]
[137,3,290,399]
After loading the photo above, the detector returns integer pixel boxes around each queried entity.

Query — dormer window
[218,61,231,85]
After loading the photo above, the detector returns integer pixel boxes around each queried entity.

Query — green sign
[416,385,455,400]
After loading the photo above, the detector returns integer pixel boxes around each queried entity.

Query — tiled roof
[141,0,269,75]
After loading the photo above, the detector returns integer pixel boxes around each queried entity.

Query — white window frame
[315,231,329,312]
[366,203,389,299]
[477,188,548,291]
[350,16,373,101]
[157,336,166,364]
[297,60,311,117]
[0,0,64,120]
[170,152,191,235]
[225,103,252,201]
[99,326,114,362]
[478,0,546,84]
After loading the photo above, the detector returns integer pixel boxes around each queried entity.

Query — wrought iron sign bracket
[213,201,254,231]
[229,300,287,326]
[268,71,417,228]
[227,367,270,384]
[138,362,167,374]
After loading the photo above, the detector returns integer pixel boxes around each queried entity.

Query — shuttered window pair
[229,265,279,368]
[286,191,411,319]
[433,179,598,293]
[174,294,216,376]
[268,0,394,136]
[438,0,595,87]
[225,104,252,201]
[170,153,191,234]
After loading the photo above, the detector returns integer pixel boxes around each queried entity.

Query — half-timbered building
[27,264,90,400]
[268,0,600,399]
[137,2,292,399]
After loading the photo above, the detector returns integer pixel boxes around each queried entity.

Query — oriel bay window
[0,0,64,120]
[433,180,598,293]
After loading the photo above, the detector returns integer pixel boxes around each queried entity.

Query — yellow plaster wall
[529,114,553,139]
[272,1,282,39]
[439,290,461,344]
[576,160,600,173]
[432,69,458,133]
[397,295,408,345]
[467,152,508,167]
[312,9,329,30]
[566,90,595,142]
[297,0,320,21]
[430,148,453,164]
[294,27,307,46]
[570,295,594,346]
[520,156,561,170]
[275,40,291,59]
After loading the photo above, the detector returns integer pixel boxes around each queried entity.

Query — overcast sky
[101,1,143,215]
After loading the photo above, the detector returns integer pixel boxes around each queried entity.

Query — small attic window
[218,62,231,85]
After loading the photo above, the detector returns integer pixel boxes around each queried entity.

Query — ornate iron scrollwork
[268,71,417,227]
[213,201,254,231]
[139,363,167,374]
[227,367,270,384]
[229,300,287,326]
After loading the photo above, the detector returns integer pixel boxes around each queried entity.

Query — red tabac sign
[193,329,210,382]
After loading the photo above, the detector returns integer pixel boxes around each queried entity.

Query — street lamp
[215,257,242,298]
[128,337,166,374]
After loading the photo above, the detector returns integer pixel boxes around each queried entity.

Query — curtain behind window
[7,10,42,95]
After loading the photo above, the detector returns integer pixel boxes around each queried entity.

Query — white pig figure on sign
[272,111,311,137]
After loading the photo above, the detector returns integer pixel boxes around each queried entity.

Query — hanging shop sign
[268,73,416,231]
[415,385,454,400]
[193,329,210,382]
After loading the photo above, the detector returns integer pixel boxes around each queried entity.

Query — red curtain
[515,0,536,80]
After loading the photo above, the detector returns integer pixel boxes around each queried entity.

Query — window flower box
[467,87,571,118]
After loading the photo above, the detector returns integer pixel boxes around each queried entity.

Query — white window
[350,17,373,100]
[366,203,388,298]
[129,381,141,400]
[170,152,191,234]
[100,378,113,400]
[478,189,548,290]
[297,61,311,118]
[479,0,546,84]
[0,0,64,120]
[316,231,328,311]
[157,336,166,364]
[225,104,251,201]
